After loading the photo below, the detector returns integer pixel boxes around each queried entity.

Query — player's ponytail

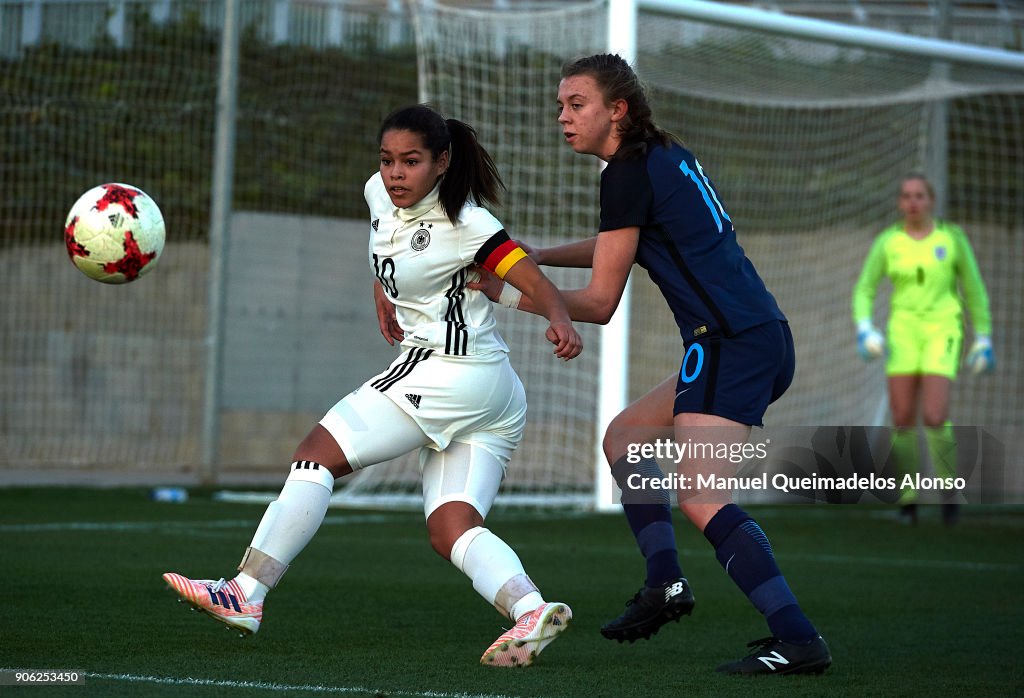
[441,118,504,224]
[377,104,504,226]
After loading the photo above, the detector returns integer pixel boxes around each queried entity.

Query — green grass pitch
[1,487,1021,697]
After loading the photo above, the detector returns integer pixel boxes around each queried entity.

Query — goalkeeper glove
[966,335,995,375]
[856,320,884,361]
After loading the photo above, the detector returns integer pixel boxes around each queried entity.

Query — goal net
[334,0,1024,508]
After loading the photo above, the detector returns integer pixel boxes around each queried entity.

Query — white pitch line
[0,669,517,698]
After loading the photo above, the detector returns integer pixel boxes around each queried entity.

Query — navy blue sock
[704,504,817,644]
[610,456,683,587]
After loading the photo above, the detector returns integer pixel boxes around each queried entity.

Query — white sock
[234,572,266,602]
[510,591,545,621]
[450,527,544,620]
[237,462,334,601]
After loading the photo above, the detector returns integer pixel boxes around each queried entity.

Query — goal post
[641,0,1024,71]
[593,0,639,512]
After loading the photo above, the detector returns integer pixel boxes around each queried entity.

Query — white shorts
[319,348,526,471]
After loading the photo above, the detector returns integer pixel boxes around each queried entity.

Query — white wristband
[498,283,522,309]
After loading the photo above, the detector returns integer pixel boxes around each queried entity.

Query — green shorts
[885,313,962,379]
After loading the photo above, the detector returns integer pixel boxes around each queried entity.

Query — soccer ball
[64,183,166,284]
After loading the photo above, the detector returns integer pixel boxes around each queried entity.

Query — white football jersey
[365,172,522,357]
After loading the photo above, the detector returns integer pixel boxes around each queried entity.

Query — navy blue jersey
[600,140,785,340]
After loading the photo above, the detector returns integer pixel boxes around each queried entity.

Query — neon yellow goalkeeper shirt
[852,220,991,334]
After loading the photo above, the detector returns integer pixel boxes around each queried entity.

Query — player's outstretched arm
[499,258,582,360]
[474,228,637,326]
[526,237,598,268]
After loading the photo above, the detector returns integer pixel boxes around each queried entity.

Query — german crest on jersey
[411,227,431,251]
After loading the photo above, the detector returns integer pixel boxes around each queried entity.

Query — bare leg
[673,412,750,532]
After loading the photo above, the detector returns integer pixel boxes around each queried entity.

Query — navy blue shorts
[673,320,795,427]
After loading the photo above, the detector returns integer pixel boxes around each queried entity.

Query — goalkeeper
[852,172,993,525]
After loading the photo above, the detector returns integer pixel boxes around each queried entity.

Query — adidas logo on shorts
[405,393,422,409]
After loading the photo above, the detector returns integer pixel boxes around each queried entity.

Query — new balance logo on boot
[665,580,686,602]
[757,650,789,670]
[716,635,832,676]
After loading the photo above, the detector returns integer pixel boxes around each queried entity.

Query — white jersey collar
[395,180,441,222]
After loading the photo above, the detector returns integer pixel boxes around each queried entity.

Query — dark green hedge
[1,9,418,242]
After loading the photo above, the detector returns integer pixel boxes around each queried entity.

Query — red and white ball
[64,183,165,284]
